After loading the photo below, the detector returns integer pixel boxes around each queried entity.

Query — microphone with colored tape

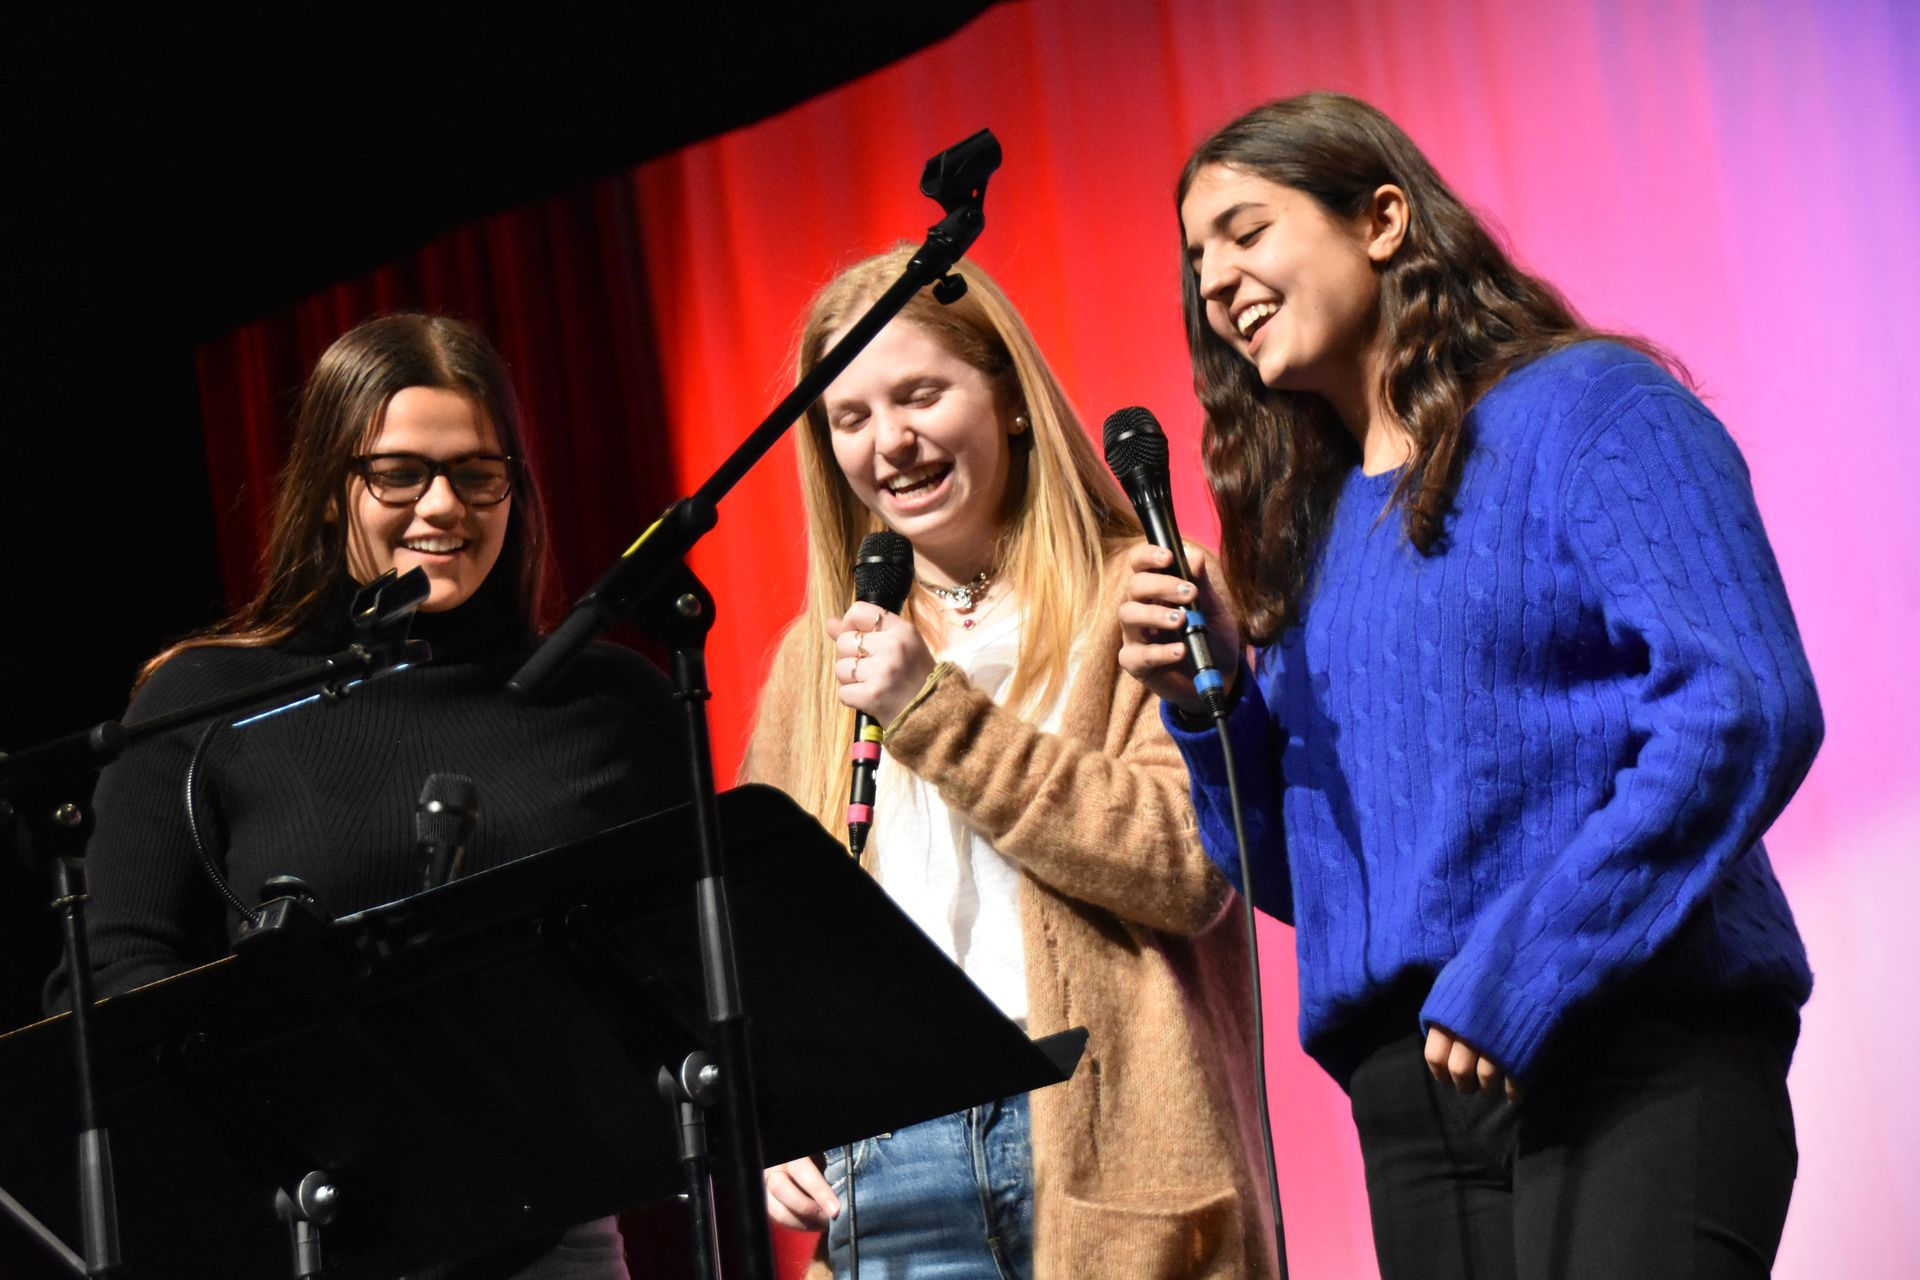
[846,531,914,856]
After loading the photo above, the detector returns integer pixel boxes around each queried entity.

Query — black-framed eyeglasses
[349,453,517,508]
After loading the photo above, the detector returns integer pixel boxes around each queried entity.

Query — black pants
[1348,1015,1798,1280]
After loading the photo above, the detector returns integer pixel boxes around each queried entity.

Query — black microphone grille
[852,530,915,611]
[416,772,479,843]
[418,772,479,812]
[1102,406,1169,476]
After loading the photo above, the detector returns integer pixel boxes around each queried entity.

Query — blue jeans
[825,1094,1033,1280]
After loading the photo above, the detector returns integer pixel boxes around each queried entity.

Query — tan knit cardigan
[742,559,1279,1280]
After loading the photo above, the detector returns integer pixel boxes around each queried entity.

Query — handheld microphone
[1106,409,1288,1261]
[417,773,479,891]
[846,531,914,856]
[1102,406,1226,711]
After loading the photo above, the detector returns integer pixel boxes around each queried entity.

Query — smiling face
[341,385,511,612]
[820,319,1020,587]
[1181,163,1392,410]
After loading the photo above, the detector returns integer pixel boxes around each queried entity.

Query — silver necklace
[921,568,994,614]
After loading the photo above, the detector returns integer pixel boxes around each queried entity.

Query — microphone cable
[1103,406,1288,1278]
[1206,687,1288,1279]
[185,717,259,928]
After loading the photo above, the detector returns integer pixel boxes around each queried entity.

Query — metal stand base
[275,1171,338,1279]
[659,1054,722,1280]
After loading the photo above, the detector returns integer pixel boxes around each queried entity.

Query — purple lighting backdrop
[626,1,1919,1273]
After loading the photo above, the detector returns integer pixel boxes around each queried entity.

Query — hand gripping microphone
[846,530,914,856]
[417,772,479,891]
[1102,406,1227,713]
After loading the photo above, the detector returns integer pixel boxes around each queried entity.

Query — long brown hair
[1179,92,1681,643]
[143,313,551,683]
[760,245,1139,835]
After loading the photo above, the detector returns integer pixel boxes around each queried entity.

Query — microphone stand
[508,128,1001,1280]
[0,569,431,1279]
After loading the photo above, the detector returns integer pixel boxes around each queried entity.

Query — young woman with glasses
[57,312,687,1279]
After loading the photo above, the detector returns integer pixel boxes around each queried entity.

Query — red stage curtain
[193,176,680,627]
[197,1,1917,1276]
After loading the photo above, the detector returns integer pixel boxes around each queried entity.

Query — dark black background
[0,0,993,1154]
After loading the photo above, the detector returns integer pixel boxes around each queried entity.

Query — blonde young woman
[742,247,1279,1280]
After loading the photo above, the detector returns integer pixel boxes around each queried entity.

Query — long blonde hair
[763,245,1138,834]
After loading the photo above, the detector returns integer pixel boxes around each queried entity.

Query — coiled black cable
[183,717,258,927]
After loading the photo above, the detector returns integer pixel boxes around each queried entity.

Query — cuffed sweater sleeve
[879,644,1232,939]
[1420,385,1823,1080]
[1162,673,1293,923]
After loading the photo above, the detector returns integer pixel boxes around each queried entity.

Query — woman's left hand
[828,603,936,727]
[1425,1024,1523,1103]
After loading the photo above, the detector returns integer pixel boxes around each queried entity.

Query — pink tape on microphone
[846,803,874,825]
[850,741,882,763]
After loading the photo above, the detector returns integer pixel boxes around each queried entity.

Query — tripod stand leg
[679,1100,721,1280]
[660,1059,723,1280]
[0,1184,86,1277]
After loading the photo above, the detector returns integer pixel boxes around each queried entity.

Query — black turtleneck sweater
[68,581,689,1004]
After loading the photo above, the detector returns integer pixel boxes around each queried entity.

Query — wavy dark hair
[1179,92,1681,643]
[142,313,551,683]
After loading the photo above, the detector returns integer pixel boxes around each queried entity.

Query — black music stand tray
[0,785,1085,1279]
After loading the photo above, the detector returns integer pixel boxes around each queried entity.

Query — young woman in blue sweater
[1119,93,1821,1279]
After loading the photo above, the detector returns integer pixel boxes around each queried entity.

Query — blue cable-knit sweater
[1168,342,1821,1087]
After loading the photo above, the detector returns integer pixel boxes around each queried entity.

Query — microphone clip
[920,129,1001,215]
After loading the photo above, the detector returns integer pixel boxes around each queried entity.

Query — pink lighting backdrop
[629,1,1919,1274]
[189,0,1919,1273]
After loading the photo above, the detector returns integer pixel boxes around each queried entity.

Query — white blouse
[869,602,1075,1028]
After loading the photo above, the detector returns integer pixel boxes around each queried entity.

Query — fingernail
[1167,609,1184,627]
[1180,583,1195,598]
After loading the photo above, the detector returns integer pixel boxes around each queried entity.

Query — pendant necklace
[922,568,996,629]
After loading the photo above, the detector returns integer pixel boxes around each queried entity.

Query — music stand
[0,785,1083,1279]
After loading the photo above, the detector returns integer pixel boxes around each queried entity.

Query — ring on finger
[854,637,870,659]
[850,656,862,681]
